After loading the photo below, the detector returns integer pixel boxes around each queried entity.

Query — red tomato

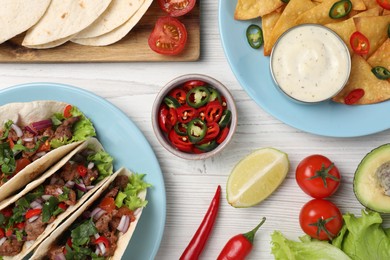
[14,158,31,175]
[100,197,116,213]
[376,0,390,10]
[350,31,370,55]
[14,222,25,230]
[36,140,51,153]
[0,228,5,238]
[296,155,340,198]
[299,199,343,240]
[77,165,88,177]
[148,16,187,56]
[158,0,196,17]
[63,105,73,118]
[1,208,13,217]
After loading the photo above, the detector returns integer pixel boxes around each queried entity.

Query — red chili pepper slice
[14,222,25,230]
[0,228,5,238]
[182,80,207,92]
[221,96,228,110]
[169,88,187,105]
[168,130,193,152]
[95,236,110,249]
[159,105,178,133]
[176,105,198,124]
[25,208,42,219]
[344,88,365,105]
[350,31,370,55]
[58,202,68,211]
[63,105,73,118]
[77,165,88,177]
[6,228,12,237]
[202,122,220,143]
[180,186,221,260]
[216,127,230,144]
[376,0,390,10]
[205,101,223,123]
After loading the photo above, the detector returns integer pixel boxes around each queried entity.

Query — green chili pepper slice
[329,0,352,19]
[174,122,188,136]
[187,118,207,144]
[371,66,390,80]
[208,87,222,103]
[218,110,232,129]
[195,140,218,152]
[281,0,289,3]
[246,24,263,49]
[186,86,210,108]
[164,96,181,108]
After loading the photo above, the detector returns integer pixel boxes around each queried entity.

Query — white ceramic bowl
[152,74,237,160]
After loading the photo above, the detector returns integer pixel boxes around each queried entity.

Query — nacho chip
[266,0,316,55]
[315,0,367,10]
[296,0,349,26]
[234,0,285,20]
[263,9,283,56]
[325,7,381,53]
[354,15,390,57]
[362,0,380,9]
[333,54,390,105]
[367,39,390,82]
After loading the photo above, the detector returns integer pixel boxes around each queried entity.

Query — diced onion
[56,188,63,195]
[117,215,130,233]
[28,215,40,223]
[31,119,52,130]
[75,183,87,192]
[98,242,106,255]
[36,151,47,158]
[91,207,106,220]
[54,253,66,260]
[86,185,95,191]
[30,201,42,209]
[42,195,53,201]
[23,137,34,142]
[11,124,23,137]
[65,180,75,188]
[0,237,6,247]
[87,162,94,169]
[94,233,106,256]
[25,125,38,135]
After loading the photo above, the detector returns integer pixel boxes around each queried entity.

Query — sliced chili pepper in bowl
[158,105,177,132]
[205,100,223,123]
[186,86,210,108]
[176,105,198,124]
[202,122,220,143]
[164,96,181,108]
[195,140,218,152]
[350,31,370,55]
[208,87,222,103]
[371,66,390,80]
[216,127,230,144]
[174,122,188,136]
[329,0,352,19]
[168,129,193,152]
[218,110,232,129]
[169,88,187,105]
[182,80,207,92]
[187,118,207,144]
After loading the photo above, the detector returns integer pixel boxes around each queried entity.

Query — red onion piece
[74,183,87,192]
[25,125,38,135]
[28,215,40,223]
[117,215,130,233]
[0,237,6,247]
[54,253,66,260]
[31,119,52,130]
[11,124,23,137]
[86,185,94,191]
[65,180,75,188]
[91,207,106,220]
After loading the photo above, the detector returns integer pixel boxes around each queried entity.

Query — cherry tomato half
[100,197,116,213]
[299,199,343,240]
[296,155,341,198]
[350,31,370,55]
[376,0,390,10]
[148,16,187,56]
[158,0,196,17]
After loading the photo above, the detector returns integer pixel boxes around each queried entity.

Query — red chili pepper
[205,101,223,123]
[95,236,110,249]
[63,104,73,118]
[169,130,193,152]
[5,228,12,237]
[182,80,207,92]
[58,202,68,211]
[14,222,25,230]
[180,185,221,260]
[169,88,187,105]
[202,122,220,143]
[216,127,230,144]
[376,0,390,10]
[350,31,370,55]
[344,88,365,105]
[176,105,198,124]
[25,208,42,219]
[77,165,88,177]
[217,217,266,260]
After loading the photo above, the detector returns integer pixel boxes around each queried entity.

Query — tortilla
[74,0,144,40]
[72,0,152,46]
[333,54,390,105]
[0,137,113,260]
[22,0,112,47]
[234,0,285,20]
[0,0,51,44]
[30,167,147,260]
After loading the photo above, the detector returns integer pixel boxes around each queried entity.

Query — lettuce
[271,231,351,260]
[332,210,390,259]
[87,151,114,181]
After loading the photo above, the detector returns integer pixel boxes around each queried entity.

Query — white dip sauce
[270,24,350,103]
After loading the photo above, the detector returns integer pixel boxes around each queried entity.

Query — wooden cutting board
[0,1,200,62]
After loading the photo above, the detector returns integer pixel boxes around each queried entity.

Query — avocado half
[354,143,390,213]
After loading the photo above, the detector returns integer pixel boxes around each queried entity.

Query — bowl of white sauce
[270,24,351,104]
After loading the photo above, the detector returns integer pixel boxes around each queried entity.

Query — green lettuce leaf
[87,151,114,181]
[332,210,390,260]
[271,231,351,260]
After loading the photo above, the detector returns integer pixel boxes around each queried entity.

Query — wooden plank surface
[0,1,200,63]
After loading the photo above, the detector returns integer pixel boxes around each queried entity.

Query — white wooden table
[0,1,389,259]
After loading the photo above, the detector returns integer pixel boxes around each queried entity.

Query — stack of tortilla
[0,0,153,48]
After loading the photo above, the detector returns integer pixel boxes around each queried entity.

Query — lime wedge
[227,148,290,208]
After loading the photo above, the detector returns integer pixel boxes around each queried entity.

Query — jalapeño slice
[187,118,207,144]
[164,96,181,108]
[329,0,352,19]
[371,66,390,80]
[246,24,263,49]
[186,86,210,108]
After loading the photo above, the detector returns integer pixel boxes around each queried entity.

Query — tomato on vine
[299,199,343,241]
[296,154,341,198]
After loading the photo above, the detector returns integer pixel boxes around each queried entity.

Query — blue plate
[0,82,165,260]
[219,0,390,137]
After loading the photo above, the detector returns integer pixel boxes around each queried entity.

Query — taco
[0,137,114,258]
[0,101,96,201]
[31,168,150,260]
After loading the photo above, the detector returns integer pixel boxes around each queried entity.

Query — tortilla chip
[315,0,366,10]
[384,9,390,15]
[367,39,390,83]
[354,15,390,57]
[263,9,283,55]
[296,0,350,26]
[362,0,380,9]
[266,0,316,54]
[333,55,390,105]
[234,0,285,20]
[325,7,381,53]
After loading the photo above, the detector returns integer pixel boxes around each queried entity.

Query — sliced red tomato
[63,105,73,118]
[376,0,390,10]
[15,158,31,175]
[14,222,25,230]
[1,208,13,217]
[296,155,341,198]
[5,228,12,237]
[100,197,116,213]
[168,129,193,152]
[176,105,198,123]
[158,0,196,17]
[25,208,42,219]
[58,202,68,211]
[77,165,88,177]
[148,16,187,56]
[350,31,370,55]
[205,101,223,123]
[37,140,51,153]
[299,199,343,240]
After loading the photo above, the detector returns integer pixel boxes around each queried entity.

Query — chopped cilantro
[0,120,13,140]
[58,187,70,202]
[0,142,16,175]
[71,219,97,246]
[42,196,60,223]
